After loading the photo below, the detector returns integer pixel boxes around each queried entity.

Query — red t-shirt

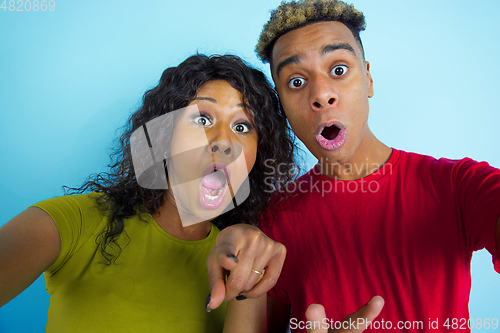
[260,149,500,332]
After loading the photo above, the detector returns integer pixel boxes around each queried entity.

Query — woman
[0,54,295,332]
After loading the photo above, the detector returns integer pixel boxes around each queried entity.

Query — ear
[365,61,374,98]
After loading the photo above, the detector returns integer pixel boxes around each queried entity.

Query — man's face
[271,21,374,167]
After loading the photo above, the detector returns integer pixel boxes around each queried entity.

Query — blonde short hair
[256,0,366,63]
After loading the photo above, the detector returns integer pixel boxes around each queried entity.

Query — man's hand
[206,224,286,311]
[306,296,385,333]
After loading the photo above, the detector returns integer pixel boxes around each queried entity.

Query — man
[222,0,500,332]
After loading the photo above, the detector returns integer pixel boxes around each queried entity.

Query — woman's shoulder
[32,193,111,274]
[34,191,101,206]
[32,192,108,219]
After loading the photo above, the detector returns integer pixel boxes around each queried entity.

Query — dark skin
[0,80,287,315]
[224,19,500,333]
[223,21,386,333]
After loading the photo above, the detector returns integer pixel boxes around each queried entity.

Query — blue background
[1,0,499,331]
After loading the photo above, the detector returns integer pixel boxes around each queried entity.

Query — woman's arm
[223,293,291,333]
[223,293,385,333]
[267,294,292,332]
[223,293,268,333]
[206,224,286,310]
[0,207,61,307]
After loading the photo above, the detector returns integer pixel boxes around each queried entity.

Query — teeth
[204,187,225,201]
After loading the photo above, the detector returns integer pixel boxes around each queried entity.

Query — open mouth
[199,163,230,210]
[315,121,347,151]
[321,124,341,140]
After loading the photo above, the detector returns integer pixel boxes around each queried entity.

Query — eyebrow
[193,96,246,108]
[193,97,217,103]
[322,43,356,57]
[275,43,357,78]
[275,54,301,79]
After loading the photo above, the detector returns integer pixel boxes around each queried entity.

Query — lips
[199,163,231,210]
[315,121,347,151]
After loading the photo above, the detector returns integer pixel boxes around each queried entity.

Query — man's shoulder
[397,148,478,170]
[392,149,498,190]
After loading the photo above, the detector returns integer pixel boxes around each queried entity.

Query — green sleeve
[31,193,107,275]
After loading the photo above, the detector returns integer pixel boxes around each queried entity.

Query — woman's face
[167,80,258,226]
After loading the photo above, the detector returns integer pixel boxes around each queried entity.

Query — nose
[210,142,233,157]
[207,125,235,158]
[309,74,338,112]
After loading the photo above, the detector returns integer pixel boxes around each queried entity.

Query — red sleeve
[454,158,500,273]
[496,216,500,273]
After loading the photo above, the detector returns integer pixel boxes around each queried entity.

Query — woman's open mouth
[315,121,347,151]
[199,163,230,210]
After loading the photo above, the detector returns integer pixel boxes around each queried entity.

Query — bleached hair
[256,0,366,63]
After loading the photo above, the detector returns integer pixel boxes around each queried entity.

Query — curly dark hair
[256,0,366,64]
[67,54,296,264]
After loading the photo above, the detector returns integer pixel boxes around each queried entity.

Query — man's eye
[193,115,212,126]
[330,65,348,77]
[233,123,252,133]
[288,77,306,89]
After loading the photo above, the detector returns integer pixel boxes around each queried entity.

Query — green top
[33,193,226,333]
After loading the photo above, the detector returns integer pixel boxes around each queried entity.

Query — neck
[152,191,212,241]
[318,128,392,180]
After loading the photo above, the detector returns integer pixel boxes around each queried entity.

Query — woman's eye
[193,115,212,126]
[288,77,306,89]
[233,123,252,133]
[330,65,348,77]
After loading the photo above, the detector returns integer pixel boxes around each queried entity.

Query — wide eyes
[233,123,252,133]
[330,65,348,77]
[192,113,252,134]
[288,77,306,89]
[287,65,349,89]
[193,114,213,126]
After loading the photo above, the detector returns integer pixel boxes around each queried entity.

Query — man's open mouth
[199,163,230,209]
[315,121,347,151]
